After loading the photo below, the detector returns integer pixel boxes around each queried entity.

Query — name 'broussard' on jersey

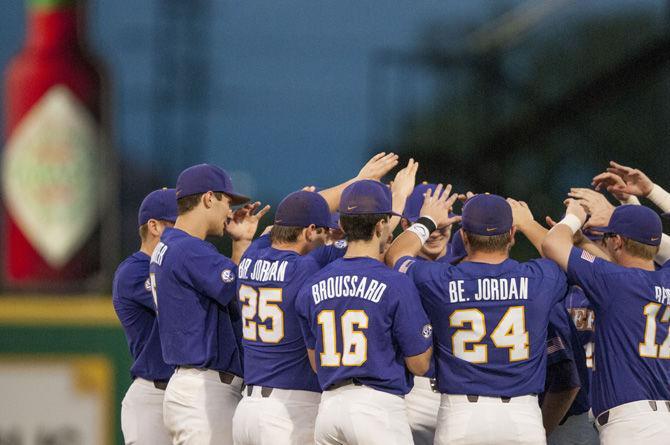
[395,256,568,397]
[296,257,433,396]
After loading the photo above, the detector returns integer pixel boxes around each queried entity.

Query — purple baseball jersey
[113,252,174,381]
[567,247,670,416]
[296,257,433,396]
[563,285,595,391]
[236,235,345,392]
[396,256,567,397]
[150,227,243,375]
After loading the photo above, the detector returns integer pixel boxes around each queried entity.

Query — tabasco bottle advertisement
[2,0,113,291]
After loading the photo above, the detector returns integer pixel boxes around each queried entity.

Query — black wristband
[415,217,437,234]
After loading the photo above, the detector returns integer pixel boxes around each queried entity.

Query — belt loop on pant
[245,385,275,398]
[153,380,169,390]
[597,411,610,427]
[466,395,511,403]
[326,378,363,391]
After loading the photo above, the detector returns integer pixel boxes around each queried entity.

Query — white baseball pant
[404,376,440,445]
[121,378,173,445]
[314,384,413,445]
[232,385,320,445]
[547,412,599,445]
[596,400,670,445]
[163,367,243,445]
[435,394,546,445]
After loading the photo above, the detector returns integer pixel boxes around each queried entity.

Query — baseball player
[387,190,568,445]
[542,201,670,444]
[542,300,598,445]
[398,182,455,445]
[113,188,178,445]
[296,179,433,445]
[232,156,413,445]
[151,164,269,444]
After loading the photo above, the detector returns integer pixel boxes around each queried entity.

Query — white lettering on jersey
[312,275,387,305]
[248,260,288,282]
[151,242,168,266]
[654,286,670,305]
[473,277,528,301]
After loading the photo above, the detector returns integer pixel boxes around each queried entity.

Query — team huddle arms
[113,155,670,445]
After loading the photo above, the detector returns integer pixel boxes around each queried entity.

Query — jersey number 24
[450,306,529,363]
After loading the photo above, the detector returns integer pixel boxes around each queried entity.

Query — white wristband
[619,195,640,205]
[646,184,670,213]
[558,214,583,234]
[407,224,430,245]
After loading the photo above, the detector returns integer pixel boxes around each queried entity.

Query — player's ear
[202,191,213,209]
[400,218,410,230]
[147,219,161,237]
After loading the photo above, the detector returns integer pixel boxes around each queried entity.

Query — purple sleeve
[295,286,316,350]
[566,247,616,311]
[392,278,433,358]
[309,244,346,268]
[545,359,581,393]
[185,251,238,306]
[546,325,573,366]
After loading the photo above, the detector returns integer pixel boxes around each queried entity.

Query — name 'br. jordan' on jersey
[236,234,345,392]
[150,227,243,375]
[396,256,567,397]
[567,247,670,417]
[296,257,433,396]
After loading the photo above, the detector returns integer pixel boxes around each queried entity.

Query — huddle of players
[113,155,670,445]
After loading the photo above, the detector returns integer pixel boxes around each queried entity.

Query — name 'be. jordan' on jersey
[395,255,568,397]
[236,234,345,392]
[567,247,670,417]
[296,257,433,395]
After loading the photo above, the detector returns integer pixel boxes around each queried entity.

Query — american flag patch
[547,336,566,355]
[581,250,596,263]
[398,259,415,274]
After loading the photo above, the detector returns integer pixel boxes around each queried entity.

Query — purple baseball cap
[274,191,331,228]
[138,188,178,226]
[590,205,662,246]
[461,194,512,236]
[176,164,250,205]
[328,212,341,230]
[448,229,467,262]
[339,180,402,217]
[403,183,436,222]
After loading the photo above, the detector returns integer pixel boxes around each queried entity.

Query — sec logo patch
[221,269,235,283]
[144,278,152,292]
[421,324,433,339]
[334,239,348,249]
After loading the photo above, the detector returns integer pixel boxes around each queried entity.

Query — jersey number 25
[239,285,284,343]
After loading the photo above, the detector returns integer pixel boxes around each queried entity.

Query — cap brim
[339,210,403,218]
[588,226,613,234]
[226,192,251,206]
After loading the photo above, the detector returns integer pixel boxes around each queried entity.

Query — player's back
[567,251,670,416]
[298,256,431,396]
[237,242,321,391]
[400,256,567,397]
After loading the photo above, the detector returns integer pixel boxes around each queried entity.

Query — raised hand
[458,191,476,202]
[226,202,271,241]
[356,152,399,181]
[567,188,615,216]
[592,161,654,197]
[563,198,588,227]
[390,158,419,199]
[419,184,461,229]
[507,198,534,230]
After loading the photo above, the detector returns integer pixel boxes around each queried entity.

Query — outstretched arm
[592,161,670,211]
[385,184,460,267]
[508,198,547,256]
[318,152,399,212]
[542,200,588,271]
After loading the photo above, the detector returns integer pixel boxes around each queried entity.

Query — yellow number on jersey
[239,285,284,343]
[639,302,670,359]
[318,309,368,367]
[450,306,529,363]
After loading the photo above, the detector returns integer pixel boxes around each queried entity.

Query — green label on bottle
[2,85,100,268]
[28,0,76,10]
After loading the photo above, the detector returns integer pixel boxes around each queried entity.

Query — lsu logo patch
[421,324,433,339]
[334,239,348,249]
[144,278,152,292]
[221,269,235,283]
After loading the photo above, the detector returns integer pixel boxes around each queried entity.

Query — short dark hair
[270,225,326,244]
[464,230,512,253]
[622,237,659,260]
[139,223,149,241]
[270,225,304,243]
[339,213,390,242]
[177,191,224,215]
